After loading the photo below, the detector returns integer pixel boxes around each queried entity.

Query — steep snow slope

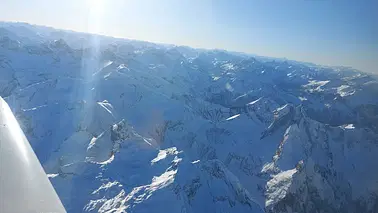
[1,22,378,213]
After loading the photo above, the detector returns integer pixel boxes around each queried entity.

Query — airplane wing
[0,97,66,213]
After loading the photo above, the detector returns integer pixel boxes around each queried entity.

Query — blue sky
[1,0,377,73]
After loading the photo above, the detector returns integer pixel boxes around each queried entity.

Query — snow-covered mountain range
[1,22,378,213]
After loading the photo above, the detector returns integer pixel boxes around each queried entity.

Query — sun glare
[88,0,104,15]
[87,0,105,33]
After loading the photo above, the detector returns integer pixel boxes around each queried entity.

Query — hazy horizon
[1,0,377,73]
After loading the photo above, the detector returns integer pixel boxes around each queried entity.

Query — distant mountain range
[1,22,378,213]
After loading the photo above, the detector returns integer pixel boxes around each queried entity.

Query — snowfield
[1,22,378,213]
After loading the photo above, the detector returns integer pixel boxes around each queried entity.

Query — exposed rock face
[1,22,378,213]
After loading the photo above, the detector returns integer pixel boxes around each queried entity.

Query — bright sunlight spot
[87,0,106,34]
[88,0,104,15]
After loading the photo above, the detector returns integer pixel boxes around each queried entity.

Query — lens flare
[89,0,104,15]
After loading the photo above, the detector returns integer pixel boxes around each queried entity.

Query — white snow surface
[265,168,297,207]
